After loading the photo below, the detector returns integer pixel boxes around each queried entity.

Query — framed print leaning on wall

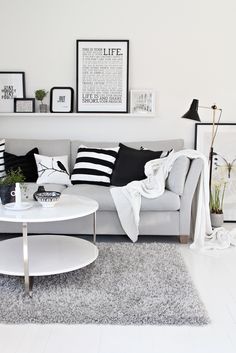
[76,40,129,113]
[130,90,155,114]
[0,72,25,112]
[195,123,236,222]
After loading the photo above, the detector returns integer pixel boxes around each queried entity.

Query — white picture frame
[130,90,155,114]
[76,40,129,113]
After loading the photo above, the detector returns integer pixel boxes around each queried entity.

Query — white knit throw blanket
[110,149,236,250]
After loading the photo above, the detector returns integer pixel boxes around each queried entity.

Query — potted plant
[35,89,48,113]
[210,180,227,228]
[0,168,25,205]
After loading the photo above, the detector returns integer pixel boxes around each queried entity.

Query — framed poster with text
[76,40,129,113]
[0,72,25,112]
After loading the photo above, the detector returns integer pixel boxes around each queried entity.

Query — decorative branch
[38,159,69,177]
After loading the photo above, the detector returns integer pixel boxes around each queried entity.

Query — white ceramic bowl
[35,191,61,208]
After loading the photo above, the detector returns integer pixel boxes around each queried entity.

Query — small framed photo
[50,87,74,113]
[130,90,155,114]
[14,98,35,113]
[0,72,25,112]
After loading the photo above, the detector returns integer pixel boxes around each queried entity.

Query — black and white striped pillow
[0,139,5,178]
[71,145,119,186]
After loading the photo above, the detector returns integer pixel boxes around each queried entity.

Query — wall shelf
[0,112,155,118]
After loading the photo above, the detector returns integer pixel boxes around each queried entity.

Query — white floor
[1,232,236,353]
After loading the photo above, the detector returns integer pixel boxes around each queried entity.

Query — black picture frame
[50,87,74,113]
[0,71,25,112]
[14,98,35,113]
[195,123,236,222]
[76,39,129,113]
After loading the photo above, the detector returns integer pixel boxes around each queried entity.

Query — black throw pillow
[4,147,39,182]
[111,143,169,186]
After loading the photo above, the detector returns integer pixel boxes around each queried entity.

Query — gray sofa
[0,138,203,243]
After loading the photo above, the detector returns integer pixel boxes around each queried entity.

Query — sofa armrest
[179,158,203,238]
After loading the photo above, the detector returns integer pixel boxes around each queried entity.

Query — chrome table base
[21,211,97,297]
[22,222,32,296]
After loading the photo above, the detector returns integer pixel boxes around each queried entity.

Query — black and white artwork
[38,158,69,177]
[0,72,25,112]
[50,87,74,113]
[34,154,71,185]
[195,123,236,222]
[130,90,155,114]
[76,40,129,113]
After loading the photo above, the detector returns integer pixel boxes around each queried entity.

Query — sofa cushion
[0,139,5,177]
[111,143,170,186]
[70,139,184,172]
[5,139,71,169]
[141,190,180,211]
[34,154,71,185]
[71,145,119,186]
[166,156,190,195]
[4,147,39,182]
[63,184,180,211]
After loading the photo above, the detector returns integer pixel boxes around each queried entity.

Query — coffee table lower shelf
[0,235,99,294]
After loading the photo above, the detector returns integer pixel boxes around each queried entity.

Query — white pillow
[34,154,71,185]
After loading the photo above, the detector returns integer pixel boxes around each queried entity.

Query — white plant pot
[210,213,224,228]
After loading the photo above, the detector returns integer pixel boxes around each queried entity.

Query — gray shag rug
[0,242,209,325]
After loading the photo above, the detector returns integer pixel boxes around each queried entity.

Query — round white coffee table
[0,194,99,296]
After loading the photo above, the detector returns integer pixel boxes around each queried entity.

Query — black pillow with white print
[71,145,119,186]
[0,139,5,178]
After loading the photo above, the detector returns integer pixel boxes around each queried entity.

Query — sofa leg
[179,235,189,244]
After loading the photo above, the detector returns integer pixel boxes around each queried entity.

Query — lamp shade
[181,99,201,121]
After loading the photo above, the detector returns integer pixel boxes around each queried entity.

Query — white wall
[0,0,236,147]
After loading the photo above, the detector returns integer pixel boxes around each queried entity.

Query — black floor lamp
[181,99,223,188]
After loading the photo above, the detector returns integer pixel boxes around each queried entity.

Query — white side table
[0,195,99,296]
